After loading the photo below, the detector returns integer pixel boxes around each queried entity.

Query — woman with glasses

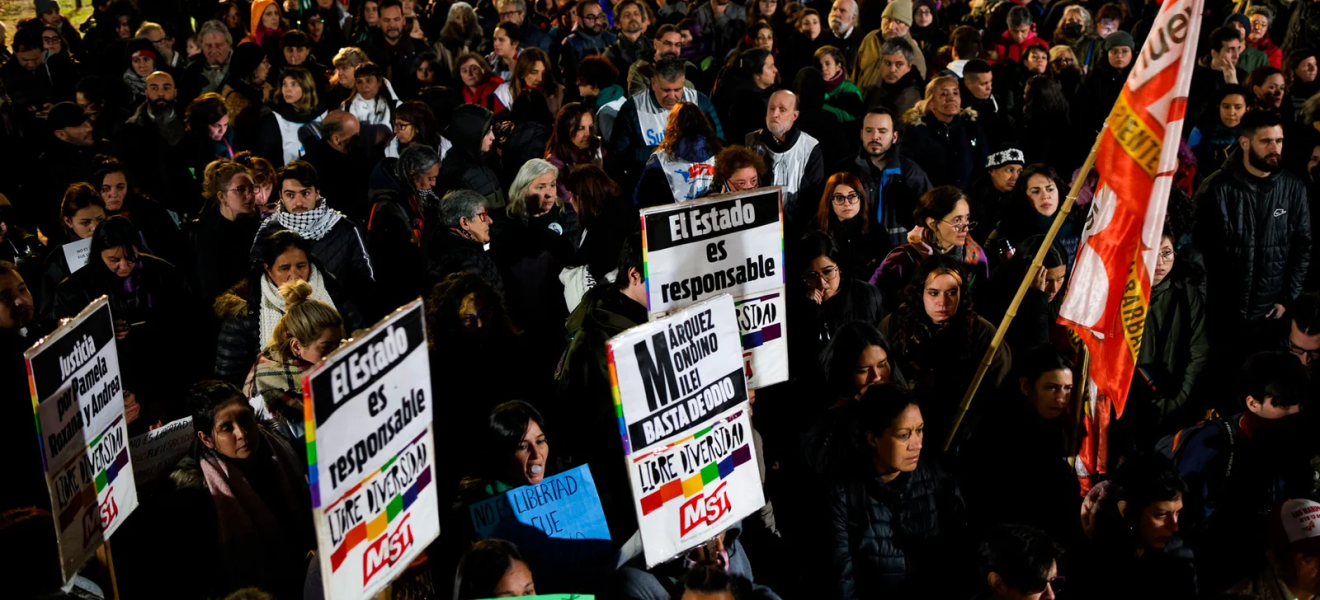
[825,384,967,598]
[383,100,449,160]
[215,230,364,384]
[1111,224,1208,456]
[189,161,262,301]
[788,231,884,378]
[879,254,1010,449]
[813,172,881,274]
[873,186,987,314]
[989,164,1083,276]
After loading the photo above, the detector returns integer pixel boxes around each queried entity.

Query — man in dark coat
[849,105,933,256]
[0,262,50,511]
[605,0,654,77]
[303,111,372,221]
[121,72,188,201]
[0,27,77,138]
[425,188,502,293]
[36,103,118,235]
[1194,111,1312,367]
[558,1,617,99]
[364,0,419,82]
[496,0,552,51]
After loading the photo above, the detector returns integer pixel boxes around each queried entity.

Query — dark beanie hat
[1224,12,1251,33]
[34,0,59,15]
[231,42,267,78]
[1104,30,1135,52]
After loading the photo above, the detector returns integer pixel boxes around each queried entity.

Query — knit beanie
[985,143,1025,170]
[1104,30,1135,52]
[34,0,59,15]
[882,0,914,27]
[231,42,267,79]
[1223,12,1251,35]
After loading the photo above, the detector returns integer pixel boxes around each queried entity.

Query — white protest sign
[640,188,788,388]
[129,417,194,486]
[62,238,92,274]
[25,296,139,582]
[303,299,439,600]
[607,294,765,567]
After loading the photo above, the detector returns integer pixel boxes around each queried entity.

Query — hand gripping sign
[302,299,439,600]
[25,296,139,583]
[639,187,788,389]
[608,294,765,567]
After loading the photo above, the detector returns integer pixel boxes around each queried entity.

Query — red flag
[1057,0,1203,419]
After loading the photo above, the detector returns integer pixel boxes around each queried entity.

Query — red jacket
[1250,36,1282,69]
[992,29,1049,65]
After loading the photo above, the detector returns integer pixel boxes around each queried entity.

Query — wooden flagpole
[98,541,122,600]
[943,133,1104,451]
[1069,344,1092,464]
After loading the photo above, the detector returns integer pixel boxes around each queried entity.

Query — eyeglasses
[43,36,61,43]
[941,219,977,232]
[394,120,413,130]
[803,265,840,283]
[831,192,860,205]
[1288,340,1320,361]
[226,185,253,195]
[1157,249,1175,262]
[1044,576,1066,593]
[474,210,492,223]
[460,308,488,328]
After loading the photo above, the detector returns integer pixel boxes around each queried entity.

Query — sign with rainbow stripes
[608,294,764,567]
[302,299,439,600]
[25,296,139,583]
[639,187,788,389]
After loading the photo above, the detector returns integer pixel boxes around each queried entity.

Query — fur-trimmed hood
[902,105,979,127]
[214,278,255,319]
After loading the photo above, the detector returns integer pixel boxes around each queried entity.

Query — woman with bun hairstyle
[243,279,345,448]
[214,230,363,384]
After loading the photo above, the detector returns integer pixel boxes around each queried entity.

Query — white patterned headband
[986,148,1025,169]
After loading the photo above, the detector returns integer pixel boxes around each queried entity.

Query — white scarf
[274,198,343,241]
[258,267,338,349]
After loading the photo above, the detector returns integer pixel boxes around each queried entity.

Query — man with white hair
[744,90,824,219]
[497,0,551,51]
[821,0,862,66]
[182,20,233,99]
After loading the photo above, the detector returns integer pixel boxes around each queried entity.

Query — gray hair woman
[506,158,561,224]
[397,144,441,207]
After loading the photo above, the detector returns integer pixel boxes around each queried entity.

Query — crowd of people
[0,0,1319,596]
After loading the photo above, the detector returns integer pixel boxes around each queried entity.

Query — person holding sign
[244,279,345,449]
[54,216,197,417]
[38,184,106,325]
[635,101,723,207]
[165,380,313,599]
[879,254,1010,450]
[826,385,966,599]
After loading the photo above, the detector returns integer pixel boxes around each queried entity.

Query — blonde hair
[332,46,370,69]
[914,75,959,115]
[266,280,344,362]
[203,160,252,203]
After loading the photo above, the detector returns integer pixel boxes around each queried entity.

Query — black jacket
[899,107,989,190]
[303,139,373,221]
[1193,151,1313,322]
[846,150,934,256]
[441,104,507,208]
[120,101,188,200]
[425,229,505,294]
[213,271,364,383]
[249,216,377,308]
[186,205,263,301]
[828,460,968,600]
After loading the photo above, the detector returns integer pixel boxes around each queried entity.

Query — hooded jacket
[1193,150,1312,322]
[441,104,508,208]
[899,106,989,190]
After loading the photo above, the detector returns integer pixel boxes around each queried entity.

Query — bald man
[122,71,187,198]
[304,110,371,218]
[744,90,825,221]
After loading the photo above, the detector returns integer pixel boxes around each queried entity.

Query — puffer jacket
[1193,150,1312,322]
[899,107,988,190]
[213,270,364,383]
[828,460,967,600]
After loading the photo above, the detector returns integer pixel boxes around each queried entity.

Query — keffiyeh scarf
[274,199,342,241]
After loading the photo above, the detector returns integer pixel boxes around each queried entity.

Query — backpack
[1156,418,1236,480]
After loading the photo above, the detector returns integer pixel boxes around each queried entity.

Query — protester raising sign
[608,294,765,567]
[469,465,612,590]
[25,296,139,583]
[640,188,788,389]
[303,299,440,600]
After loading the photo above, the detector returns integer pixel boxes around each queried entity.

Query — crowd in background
[0,0,1319,596]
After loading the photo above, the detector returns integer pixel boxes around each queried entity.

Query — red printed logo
[363,514,415,585]
[689,163,714,178]
[679,482,732,537]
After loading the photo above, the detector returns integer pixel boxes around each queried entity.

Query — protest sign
[640,188,788,389]
[62,238,92,274]
[607,295,765,567]
[469,465,612,588]
[25,296,138,582]
[129,417,194,486]
[476,596,594,600]
[303,299,439,600]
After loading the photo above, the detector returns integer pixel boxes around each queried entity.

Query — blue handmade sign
[469,465,611,543]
